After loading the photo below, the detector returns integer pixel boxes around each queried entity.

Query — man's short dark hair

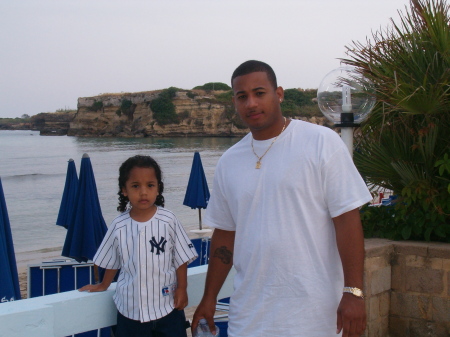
[231,60,278,89]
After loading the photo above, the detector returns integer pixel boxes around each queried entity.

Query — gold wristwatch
[343,287,364,299]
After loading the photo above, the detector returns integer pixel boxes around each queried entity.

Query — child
[80,155,198,337]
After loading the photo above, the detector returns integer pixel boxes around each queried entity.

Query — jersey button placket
[139,229,148,322]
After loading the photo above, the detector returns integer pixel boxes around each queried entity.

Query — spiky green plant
[342,0,450,241]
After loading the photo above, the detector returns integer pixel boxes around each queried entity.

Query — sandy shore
[16,246,66,299]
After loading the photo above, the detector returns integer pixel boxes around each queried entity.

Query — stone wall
[364,239,450,336]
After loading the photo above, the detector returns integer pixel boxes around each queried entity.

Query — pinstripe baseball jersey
[93,207,198,322]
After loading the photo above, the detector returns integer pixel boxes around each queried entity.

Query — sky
[0,0,412,118]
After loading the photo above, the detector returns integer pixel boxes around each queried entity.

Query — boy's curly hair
[117,155,165,212]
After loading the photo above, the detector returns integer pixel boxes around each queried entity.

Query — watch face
[353,288,362,296]
[344,287,364,298]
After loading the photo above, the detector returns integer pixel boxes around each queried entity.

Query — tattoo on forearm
[213,246,233,264]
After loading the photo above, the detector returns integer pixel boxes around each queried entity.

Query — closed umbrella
[183,152,210,231]
[0,177,21,302]
[56,158,78,229]
[62,154,107,264]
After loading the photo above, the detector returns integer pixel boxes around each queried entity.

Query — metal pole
[340,127,354,157]
[198,209,203,230]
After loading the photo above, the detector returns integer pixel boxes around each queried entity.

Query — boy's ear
[121,188,128,197]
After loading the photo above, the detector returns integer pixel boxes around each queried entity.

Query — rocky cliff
[31,111,76,135]
[17,88,328,137]
[67,88,329,137]
[68,89,250,137]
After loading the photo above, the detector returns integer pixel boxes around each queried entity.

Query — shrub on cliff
[193,82,231,91]
[150,88,179,125]
[87,101,103,112]
[281,89,321,118]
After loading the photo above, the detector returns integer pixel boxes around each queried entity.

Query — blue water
[0,130,240,253]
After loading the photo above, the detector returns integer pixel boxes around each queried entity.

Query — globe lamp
[317,66,376,156]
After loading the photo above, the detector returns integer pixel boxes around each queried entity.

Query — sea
[0,130,241,253]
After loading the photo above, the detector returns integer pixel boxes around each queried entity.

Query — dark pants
[115,309,188,337]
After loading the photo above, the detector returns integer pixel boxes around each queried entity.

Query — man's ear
[276,86,284,102]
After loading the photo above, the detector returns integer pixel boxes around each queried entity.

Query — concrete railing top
[0,265,236,337]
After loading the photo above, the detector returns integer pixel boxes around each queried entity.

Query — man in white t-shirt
[192,60,372,337]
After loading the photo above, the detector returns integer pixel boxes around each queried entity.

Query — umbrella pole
[198,209,202,230]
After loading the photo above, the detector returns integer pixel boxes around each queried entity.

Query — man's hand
[191,297,218,336]
[336,293,366,336]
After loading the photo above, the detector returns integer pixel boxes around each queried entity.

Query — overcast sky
[0,0,411,118]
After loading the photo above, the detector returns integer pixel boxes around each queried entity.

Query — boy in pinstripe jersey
[80,155,198,337]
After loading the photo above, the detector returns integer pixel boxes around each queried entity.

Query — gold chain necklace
[251,117,287,169]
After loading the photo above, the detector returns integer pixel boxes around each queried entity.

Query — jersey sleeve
[172,217,198,268]
[93,223,121,270]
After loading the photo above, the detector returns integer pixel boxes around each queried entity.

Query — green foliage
[87,101,103,112]
[186,91,198,99]
[150,88,179,125]
[0,117,27,125]
[215,90,233,104]
[116,99,136,119]
[343,0,450,242]
[281,89,321,118]
[193,82,231,91]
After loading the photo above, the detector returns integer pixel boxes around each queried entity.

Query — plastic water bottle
[193,318,220,337]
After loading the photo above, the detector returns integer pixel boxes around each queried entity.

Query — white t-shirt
[93,207,198,322]
[205,120,372,337]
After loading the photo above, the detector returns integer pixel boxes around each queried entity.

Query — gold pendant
[256,161,261,169]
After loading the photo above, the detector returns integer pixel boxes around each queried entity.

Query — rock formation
[11,88,329,137]
[68,89,250,137]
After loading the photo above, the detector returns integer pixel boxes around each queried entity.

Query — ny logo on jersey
[150,236,167,255]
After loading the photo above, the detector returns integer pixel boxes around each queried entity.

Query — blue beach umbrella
[183,152,210,230]
[62,154,107,263]
[0,177,21,302]
[56,158,78,229]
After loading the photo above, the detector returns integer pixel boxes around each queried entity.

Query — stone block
[405,255,426,268]
[394,241,429,257]
[430,257,444,270]
[405,267,444,294]
[391,263,405,291]
[364,239,393,258]
[369,296,379,321]
[364,298,370,323]
[371,266,391,295]
[432,297,450,322]
[410,319,436,337]
[443,259,450,271]
[435,322,450,336]
[390,292,431,320]
[428,243,450,259]
[389,316,409,337]
[448,271,450,296]
[365,256,389,272]
[379,291,390,317]
[364,272,372,297]
[367,317,389,337]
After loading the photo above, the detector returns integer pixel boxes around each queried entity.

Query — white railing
[0,265,235,337]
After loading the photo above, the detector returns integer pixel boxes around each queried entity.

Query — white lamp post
[317,66,376,156]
